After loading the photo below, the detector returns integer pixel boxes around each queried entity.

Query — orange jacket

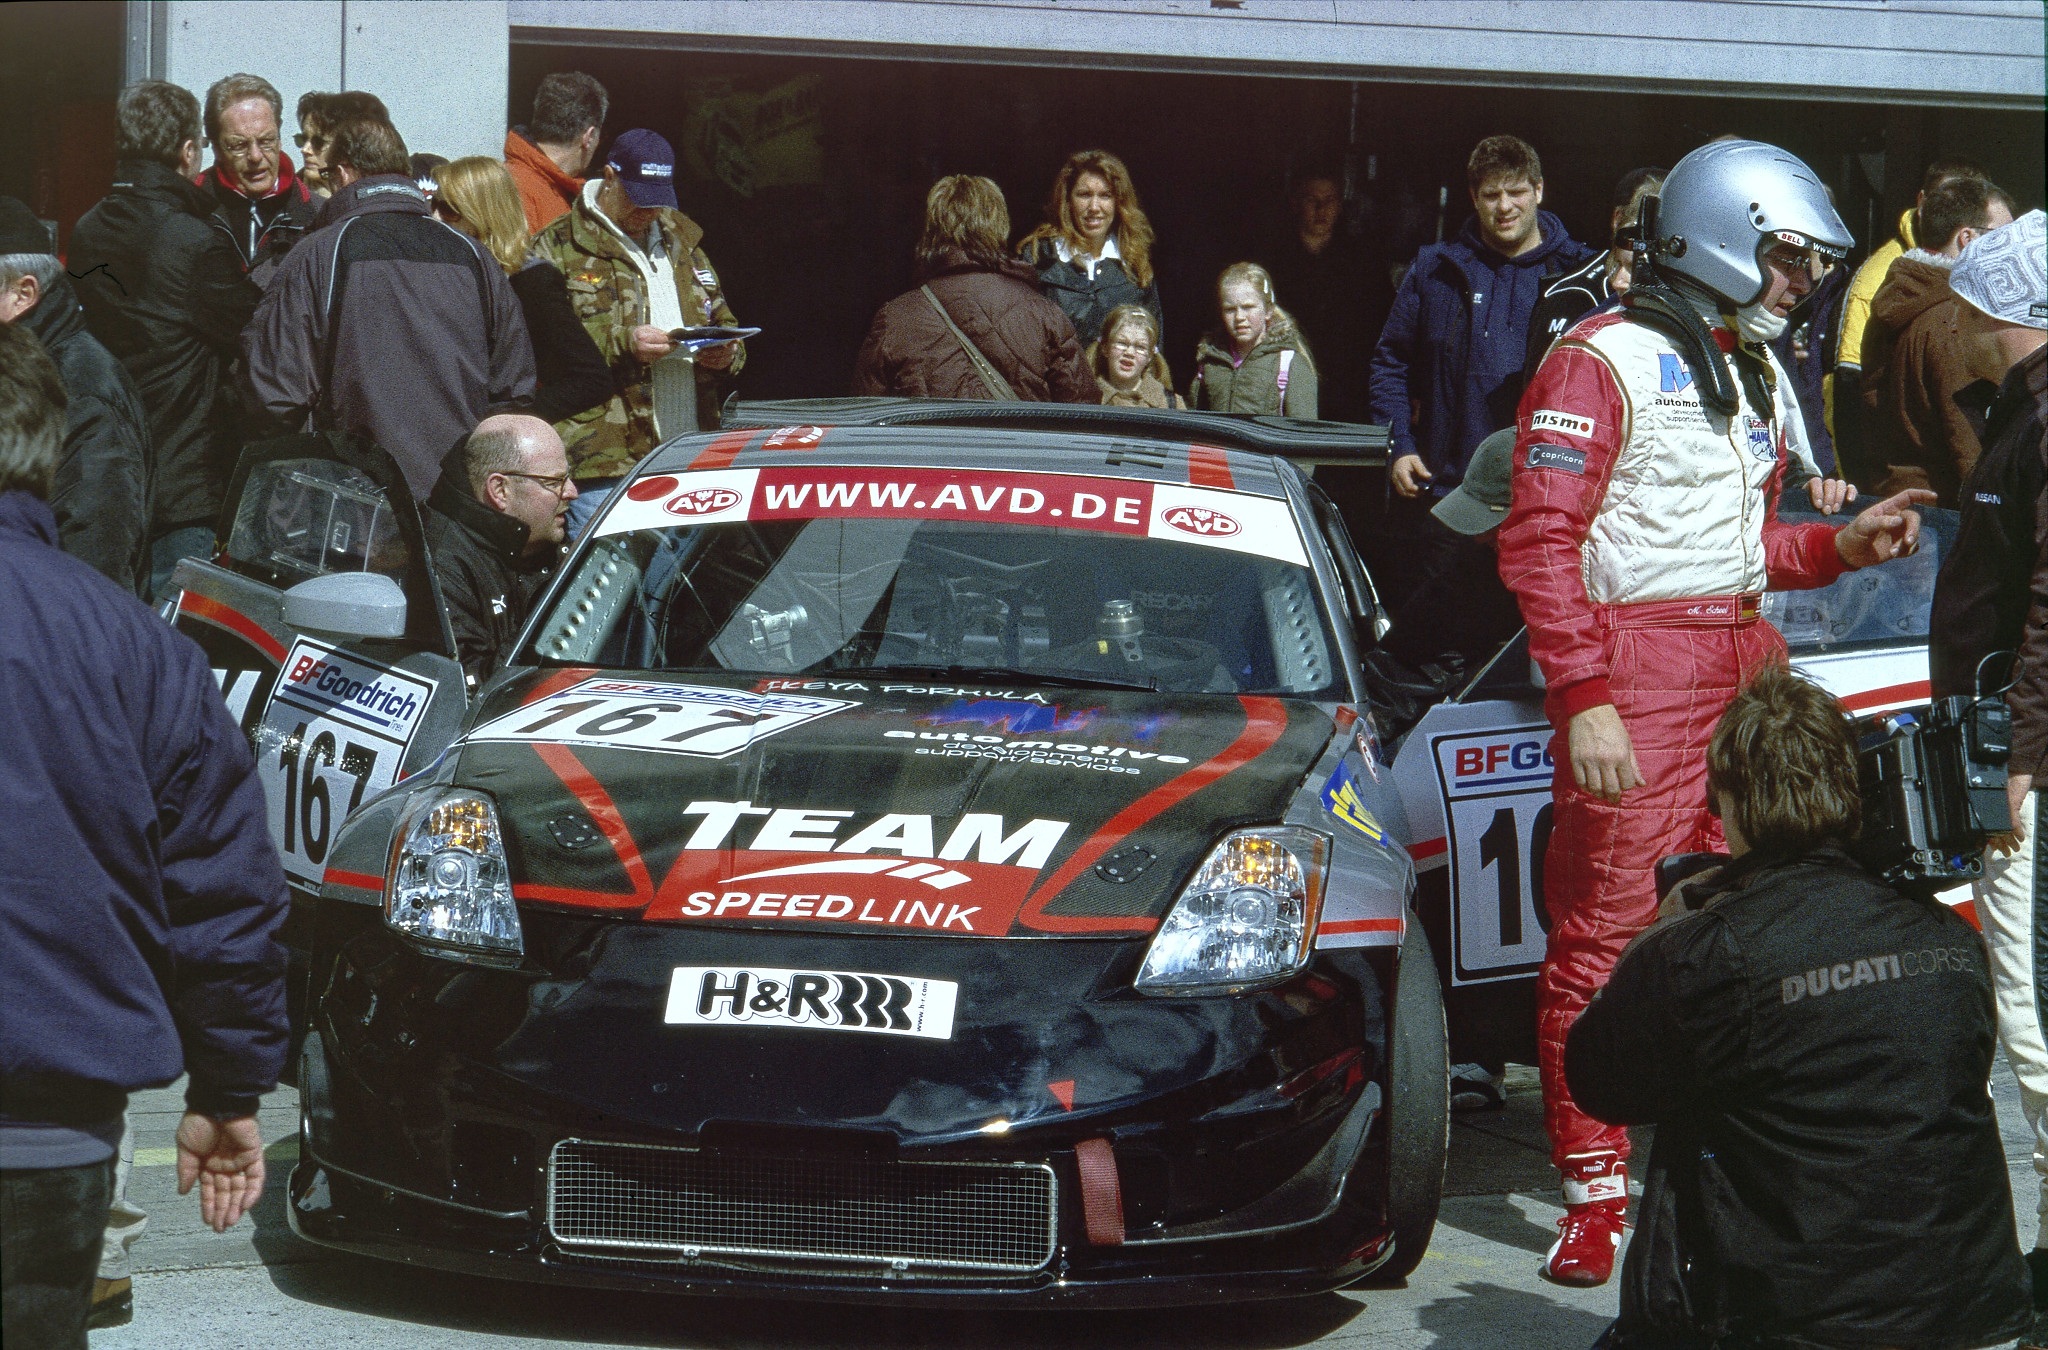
[503,129,580,235]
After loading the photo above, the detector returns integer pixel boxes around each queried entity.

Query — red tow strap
[1074,1137,1125,1246]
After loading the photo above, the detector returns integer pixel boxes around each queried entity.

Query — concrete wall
[133,0,509,162]
[510,0,2047,111]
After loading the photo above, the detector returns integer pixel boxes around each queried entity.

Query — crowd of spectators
[25,66,2004,631]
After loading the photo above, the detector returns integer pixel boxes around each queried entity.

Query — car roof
[720,397,1388,463]
[641,400,1388,498]
[636,423,1296,497]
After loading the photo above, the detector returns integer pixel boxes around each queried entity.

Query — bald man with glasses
[425,414,580,687]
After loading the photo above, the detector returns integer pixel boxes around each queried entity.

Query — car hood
[450,669,1337,938]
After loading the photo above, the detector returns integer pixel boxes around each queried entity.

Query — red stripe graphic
[517,743,654,909]
[519,667,597,706]
[1837,680,1930,713]
[179,592,286,663]
[687,429,761,471]
[1409,836,1448,861]
[1018,695,1290,934]
[1316,918,1403,936]
[1187,445,1235,490]
[322,868,386,893]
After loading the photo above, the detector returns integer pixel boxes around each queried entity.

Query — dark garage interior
[508,41,2045,405]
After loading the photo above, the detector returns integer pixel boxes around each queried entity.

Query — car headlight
[1135,827,1328,995]
[386,790,523,957]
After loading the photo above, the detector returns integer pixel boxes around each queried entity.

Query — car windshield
[523,465,1342,695]
[1761,505,1958,653]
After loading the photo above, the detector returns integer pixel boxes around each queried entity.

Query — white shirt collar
[1053,232,1121,279]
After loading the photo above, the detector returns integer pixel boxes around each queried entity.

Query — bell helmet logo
[1163,505,1240,537]
[664,487,743,516]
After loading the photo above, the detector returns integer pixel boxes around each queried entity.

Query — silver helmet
[1649,140,1852,306]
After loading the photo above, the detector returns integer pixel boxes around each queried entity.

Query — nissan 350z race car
[260,407,1448,1305]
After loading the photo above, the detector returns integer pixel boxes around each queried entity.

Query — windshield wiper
[824,663,1159,693]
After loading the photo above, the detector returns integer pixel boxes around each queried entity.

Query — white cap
[1951,208,2047,330]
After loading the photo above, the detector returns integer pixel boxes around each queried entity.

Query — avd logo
[665,486,744,516]
[1162,505,1240,537]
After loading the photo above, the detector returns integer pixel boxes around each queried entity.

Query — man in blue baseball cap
[531,127,747,532]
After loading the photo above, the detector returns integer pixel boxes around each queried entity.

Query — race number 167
[276,721,375,867]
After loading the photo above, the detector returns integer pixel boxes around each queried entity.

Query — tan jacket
[531,189,744,479]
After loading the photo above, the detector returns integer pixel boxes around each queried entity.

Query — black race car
[178,403,1444,1306]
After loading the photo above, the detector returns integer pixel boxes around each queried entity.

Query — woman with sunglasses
[294,91,388,200]
[430,157,610,427]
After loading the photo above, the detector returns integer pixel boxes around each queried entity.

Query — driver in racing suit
[1496,140,1935,1287]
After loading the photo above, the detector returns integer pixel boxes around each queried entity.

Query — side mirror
[281,572,407,640]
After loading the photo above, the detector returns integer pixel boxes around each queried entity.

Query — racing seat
[1050,540,1272,692]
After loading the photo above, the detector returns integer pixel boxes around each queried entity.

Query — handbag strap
[921,285,1019,401]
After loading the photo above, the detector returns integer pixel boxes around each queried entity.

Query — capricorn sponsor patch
[1526,443,1587,475]
[665,966,958,1039]
[1529,409,1595,438]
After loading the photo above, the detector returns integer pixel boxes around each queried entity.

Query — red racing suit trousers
[1537,603,1788,1168]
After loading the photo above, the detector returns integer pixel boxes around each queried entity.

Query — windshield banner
[596,466,1307,565]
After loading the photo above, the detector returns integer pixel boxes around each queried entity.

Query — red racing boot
[1543,1153,1628,1287]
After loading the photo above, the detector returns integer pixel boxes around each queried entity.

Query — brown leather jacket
[1860,252,1980,505]
[852,248,1093,402]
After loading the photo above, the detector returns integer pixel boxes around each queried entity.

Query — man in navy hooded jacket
[0,320,288,1348]
[1369,135,1594,603]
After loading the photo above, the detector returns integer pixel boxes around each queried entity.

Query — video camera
[1655,693,2010,907]
[1854,694,2011,893]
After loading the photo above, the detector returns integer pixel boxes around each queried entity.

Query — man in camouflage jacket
[530,130,743,511]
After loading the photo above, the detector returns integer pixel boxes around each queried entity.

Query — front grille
[545,1139,1057,1273]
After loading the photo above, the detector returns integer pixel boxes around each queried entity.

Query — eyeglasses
[293,132,328,152]
[217,136,280,158]
[1107,338,1152,356]
[499,470,574,496]
[1762,242,1823,280]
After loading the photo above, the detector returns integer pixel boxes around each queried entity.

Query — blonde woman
[1088,305,1183,408]
[1189,262,1319,417]
[432,156,609,425]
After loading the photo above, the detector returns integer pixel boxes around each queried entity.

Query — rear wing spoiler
[720,397,1389,467]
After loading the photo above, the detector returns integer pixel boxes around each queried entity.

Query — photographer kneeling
[1567,664,2030,1350]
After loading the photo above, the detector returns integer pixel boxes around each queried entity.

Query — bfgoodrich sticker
[664,966,958,1039]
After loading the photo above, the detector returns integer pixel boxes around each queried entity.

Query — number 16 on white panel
[1431,725,1556,986]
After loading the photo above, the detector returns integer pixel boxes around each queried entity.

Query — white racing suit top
[1502,308,1847,721]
